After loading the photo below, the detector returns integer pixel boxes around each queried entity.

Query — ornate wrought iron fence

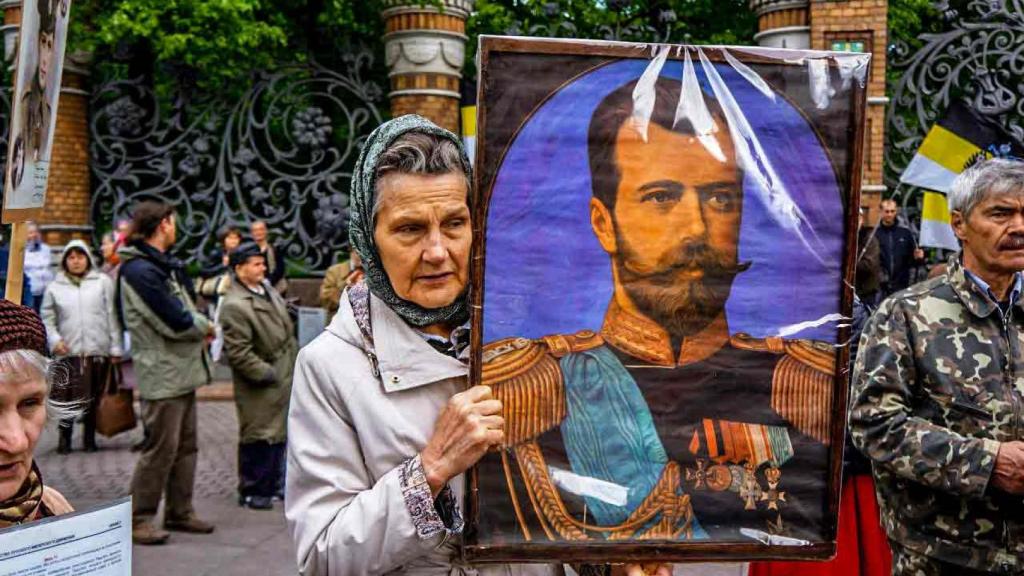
[886,0,1024,196]
[89,51,385,275]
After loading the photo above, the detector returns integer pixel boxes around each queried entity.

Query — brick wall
[809,0,888,223]
[391,94,460,133]
[39,68,92,246]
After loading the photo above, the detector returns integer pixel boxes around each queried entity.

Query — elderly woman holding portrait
[285,116,557,576]
[0,300,74,527]
[285,116,664,576]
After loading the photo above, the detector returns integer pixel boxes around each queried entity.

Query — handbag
[96,362,137,437]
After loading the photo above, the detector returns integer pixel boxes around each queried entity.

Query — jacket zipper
[1005,312,1022,440]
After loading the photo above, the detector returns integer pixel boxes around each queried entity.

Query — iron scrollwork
[885,0,1024,193]
[89,51,385,274]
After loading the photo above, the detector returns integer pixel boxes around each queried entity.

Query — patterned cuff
[399,455,464,540]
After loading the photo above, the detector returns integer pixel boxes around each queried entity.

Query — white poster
[0,497,131,576]
[2,0,73,220]
[297,306,326,349]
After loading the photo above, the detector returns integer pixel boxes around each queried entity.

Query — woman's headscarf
[348,115,473,327]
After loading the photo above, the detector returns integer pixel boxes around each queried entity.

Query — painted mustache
[630,243,750,287]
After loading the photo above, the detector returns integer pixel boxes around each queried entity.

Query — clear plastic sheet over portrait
[466,37,870,564]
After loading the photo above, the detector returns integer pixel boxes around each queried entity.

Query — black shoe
[239,495,273,510]
[83,443,98,453]
[57,435,72,455]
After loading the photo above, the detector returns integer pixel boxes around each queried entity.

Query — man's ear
[590,198,617,254]
[950,210,968,242]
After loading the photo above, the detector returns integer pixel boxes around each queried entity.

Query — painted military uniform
[478,298,835,544]
[851,255,1024,575]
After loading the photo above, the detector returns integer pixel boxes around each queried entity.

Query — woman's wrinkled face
[373,172,471,310]
[0,374,47,502]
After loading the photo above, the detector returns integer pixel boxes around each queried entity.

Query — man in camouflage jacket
[851,159,1024,575]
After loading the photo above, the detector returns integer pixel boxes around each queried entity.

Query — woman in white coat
[286,116,667,576]
[41,239,123,453]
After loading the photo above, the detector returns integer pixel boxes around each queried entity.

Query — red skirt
[748,474,892,576]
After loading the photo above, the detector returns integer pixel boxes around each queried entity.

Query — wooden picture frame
[465,36,869,564]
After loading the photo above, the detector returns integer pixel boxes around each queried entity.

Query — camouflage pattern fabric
[850,253,1024,574]
[891,542,994,576]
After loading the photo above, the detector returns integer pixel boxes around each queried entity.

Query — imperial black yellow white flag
[901,101,1023,250]
[900,101,1022,193]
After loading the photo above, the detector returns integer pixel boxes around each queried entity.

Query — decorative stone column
[750,0,810,50]
[2,1,92,246]
[382,0,473,133]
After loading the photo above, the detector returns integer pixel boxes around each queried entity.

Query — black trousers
[58,356,109,445]
[238,441,286,498]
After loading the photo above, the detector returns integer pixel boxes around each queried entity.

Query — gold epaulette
[730,332,836,445]
[482,331,603,448]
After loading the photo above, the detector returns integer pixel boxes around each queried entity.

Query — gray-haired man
[851,158,1024,574]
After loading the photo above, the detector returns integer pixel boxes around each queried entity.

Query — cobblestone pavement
[35,400,297,576]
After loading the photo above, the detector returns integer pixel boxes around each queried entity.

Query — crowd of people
[1,114,1023,576]
[0,209,361,548]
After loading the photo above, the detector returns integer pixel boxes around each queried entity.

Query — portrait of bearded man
[477,76,836,545]
[20,0,59,166]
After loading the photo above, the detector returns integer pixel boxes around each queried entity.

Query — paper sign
[2,0,74,222]
[297,306,326,348]
[0,497,131,576]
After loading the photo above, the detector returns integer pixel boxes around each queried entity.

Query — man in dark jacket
[877,199,925,297]
[118,201,215,545]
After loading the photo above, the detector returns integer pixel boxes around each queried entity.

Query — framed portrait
[2,0,73,223]
[465,37,870,563]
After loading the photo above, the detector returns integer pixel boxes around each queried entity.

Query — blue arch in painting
[482,58,846,344]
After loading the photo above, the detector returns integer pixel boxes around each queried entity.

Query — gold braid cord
[513,441,694,542]
[482,333,603,448]
[730,333,836,446]
[771,355,834,445]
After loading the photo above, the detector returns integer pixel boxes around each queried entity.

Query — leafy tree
[70,1,306,92]
[66,0,753,95]
[886,0,945,91]
[466,0,756,81]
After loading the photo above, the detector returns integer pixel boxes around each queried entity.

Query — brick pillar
[2,1,92,246]
[750,0,810,49]
[382,0,473,133]
[808,0,888,226]
[39,56,91,246]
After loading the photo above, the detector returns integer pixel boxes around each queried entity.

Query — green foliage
[886,0,945,88]
[466,0,756,81]
[75,0,301,91]
[68,0,754,93]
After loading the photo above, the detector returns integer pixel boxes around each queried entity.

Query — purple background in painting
[482,59,846,344]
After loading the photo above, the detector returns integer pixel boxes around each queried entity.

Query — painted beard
[616,234,748,341]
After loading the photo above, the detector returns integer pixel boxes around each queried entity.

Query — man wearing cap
[219,242,297,510]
